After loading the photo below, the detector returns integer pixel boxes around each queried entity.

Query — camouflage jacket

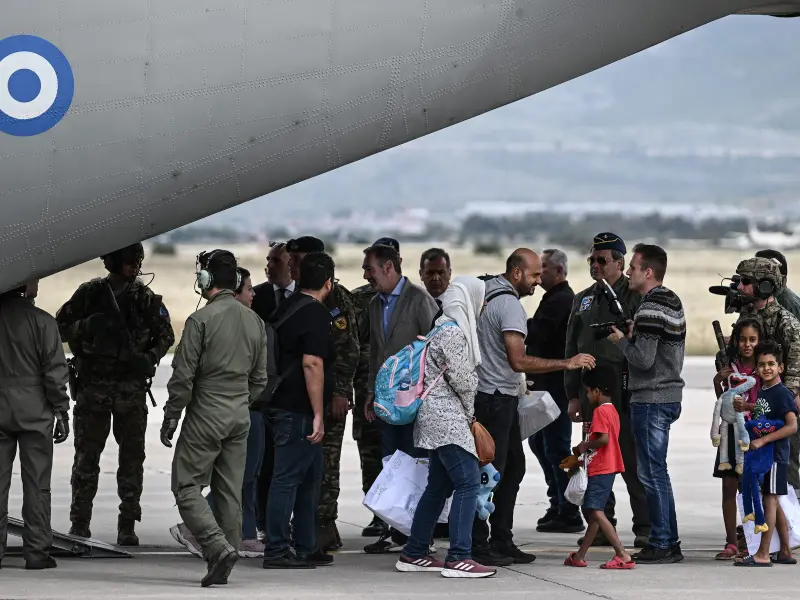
[351,283,376,395]
[324,282,359,400]
[776,286,800,322]
[56,277,175,378]
[738,299,800,393]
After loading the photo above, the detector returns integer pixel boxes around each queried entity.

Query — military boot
[317,522,342,552]
[361,515,388,537]
[69,522,91,538]
[117,517,139,546]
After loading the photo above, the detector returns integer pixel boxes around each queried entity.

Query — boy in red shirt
[564,368,635,569]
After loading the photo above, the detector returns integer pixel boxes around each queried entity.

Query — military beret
[592,232,626,255]
[286,236,325,253]
[372,237,400,252]
[736,257,783,290]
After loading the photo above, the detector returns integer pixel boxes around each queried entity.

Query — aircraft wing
[0,0,795,291]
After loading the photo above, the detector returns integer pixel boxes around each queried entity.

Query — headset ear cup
[759,279,774,299]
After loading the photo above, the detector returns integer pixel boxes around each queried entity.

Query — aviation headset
[102,243,144,274]
[196,249,241,292]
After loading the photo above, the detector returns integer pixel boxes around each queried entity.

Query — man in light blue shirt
[379,276,406,337]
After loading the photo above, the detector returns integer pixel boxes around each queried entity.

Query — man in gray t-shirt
[471,249,595,567]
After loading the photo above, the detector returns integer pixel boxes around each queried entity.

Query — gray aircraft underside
[0,0,797,293]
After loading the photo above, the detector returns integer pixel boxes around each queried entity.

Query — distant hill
[186,15,800,231]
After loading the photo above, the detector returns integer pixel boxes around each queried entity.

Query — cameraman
[564,232,650,549]
[735,257,800,492]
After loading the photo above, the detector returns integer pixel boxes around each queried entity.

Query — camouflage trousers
[70,380,148,525]
[790,430,800,491]
[352,390,383,495]
[317,411,346,524]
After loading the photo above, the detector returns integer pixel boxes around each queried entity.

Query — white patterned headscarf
[437,276,485,369]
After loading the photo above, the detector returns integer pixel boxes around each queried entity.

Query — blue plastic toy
[476,463,500,520]
[742,416,785,534]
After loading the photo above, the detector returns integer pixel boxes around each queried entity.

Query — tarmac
[3,357,799,598]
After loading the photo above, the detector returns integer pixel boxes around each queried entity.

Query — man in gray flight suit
[0,280,70,570]
[160,250,268,587]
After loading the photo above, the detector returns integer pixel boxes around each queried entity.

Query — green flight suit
[164,290,268,559]
[0,294,70,565]
[564,274,650,539]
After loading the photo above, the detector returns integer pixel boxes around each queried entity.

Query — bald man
[472,249,596,567]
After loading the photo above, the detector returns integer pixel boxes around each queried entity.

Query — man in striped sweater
[608,243,686,565]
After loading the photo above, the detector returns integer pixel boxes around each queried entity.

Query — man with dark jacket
[0,280,70,570]
[525,249,583,534]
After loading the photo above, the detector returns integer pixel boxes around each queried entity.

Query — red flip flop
[600,555,635,569]
[564,552,587,567]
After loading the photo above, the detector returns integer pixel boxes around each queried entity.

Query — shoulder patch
[159,305,169,318]
[333,316,347,330]
[580,296,594,312]
[330,307,341,318]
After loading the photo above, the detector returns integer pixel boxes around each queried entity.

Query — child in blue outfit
[734,341,798,567]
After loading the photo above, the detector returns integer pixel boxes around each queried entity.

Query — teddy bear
[711,371,756,475]
[741,416,785,534]
[475,463,500,520]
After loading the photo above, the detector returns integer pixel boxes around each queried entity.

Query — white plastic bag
[517,391,561,440]
[737,484,800,554]
[363,450,451,536]
[564,465,588,506]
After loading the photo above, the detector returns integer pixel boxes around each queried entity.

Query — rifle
[712,320,731,372]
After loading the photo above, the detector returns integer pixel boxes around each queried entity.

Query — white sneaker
[169,523,202,558]
[238,539,265,558]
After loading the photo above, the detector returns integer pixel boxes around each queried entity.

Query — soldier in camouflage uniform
[564,233,651,548]
[285,237,359,551]
[55,243,175,546]
[735,257,800,490]
[755,249,800,321]
[351,281,388,537]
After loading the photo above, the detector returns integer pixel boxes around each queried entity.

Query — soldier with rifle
[56,243,174,546]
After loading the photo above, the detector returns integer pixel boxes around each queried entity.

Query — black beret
[592,232,626,255]
[286,236,325,253]
[372,237,400,252]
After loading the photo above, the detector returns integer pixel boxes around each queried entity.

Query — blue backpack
[373,321,457,426]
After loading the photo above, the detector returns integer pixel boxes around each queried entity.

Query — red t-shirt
[585,403,625,476]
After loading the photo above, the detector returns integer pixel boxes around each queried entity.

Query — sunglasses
[739,277,756,286]
[587,256,613,266]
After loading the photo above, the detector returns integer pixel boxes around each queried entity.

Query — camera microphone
[709,285,732,296]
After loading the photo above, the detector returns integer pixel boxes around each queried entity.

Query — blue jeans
[630,402,681,550]
[404,444,479,562]
[206,410,265,540]
[264,408,323,558]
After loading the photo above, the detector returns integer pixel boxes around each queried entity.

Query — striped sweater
[616,285,686,404]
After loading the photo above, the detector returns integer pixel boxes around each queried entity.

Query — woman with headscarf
[394,276,496,578]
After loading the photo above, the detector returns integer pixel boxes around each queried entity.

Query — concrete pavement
[2,357,799,598]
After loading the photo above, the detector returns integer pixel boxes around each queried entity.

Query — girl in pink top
[711,318,763,559]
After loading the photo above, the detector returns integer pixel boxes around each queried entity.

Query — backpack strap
[485,289,517,304]
[269,293,316,330]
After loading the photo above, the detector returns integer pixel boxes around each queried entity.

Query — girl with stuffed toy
[711,318,763,559]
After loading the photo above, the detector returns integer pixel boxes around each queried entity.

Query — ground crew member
[285,236,359,551]
[160,249,268,587]
[564,232,650,549]
[55,243,174,546]
[0,281,70,571]
[735,257,800,491]
[351,281,388,537]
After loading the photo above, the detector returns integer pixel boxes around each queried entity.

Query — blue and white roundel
[0,35,74,137]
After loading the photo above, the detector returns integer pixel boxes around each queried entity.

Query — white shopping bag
[564,465,587,506]
[518,391,561,440]
[737,484,800,554]
[363,450,451,536]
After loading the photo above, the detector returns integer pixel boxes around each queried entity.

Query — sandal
[716,543,738,560]
[733,554,772,567]
[600,555,635,569]
[770,551,797,565]
[564,552,587,567]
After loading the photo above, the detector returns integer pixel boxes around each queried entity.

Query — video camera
[589,278,630,340]
[708,274,758,314]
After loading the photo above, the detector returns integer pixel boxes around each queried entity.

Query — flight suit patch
[580,296,594,312]
[334,316,347,330]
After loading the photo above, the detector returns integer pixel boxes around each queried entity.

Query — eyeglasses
[739,277,755,286]
[587,256,609,266]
